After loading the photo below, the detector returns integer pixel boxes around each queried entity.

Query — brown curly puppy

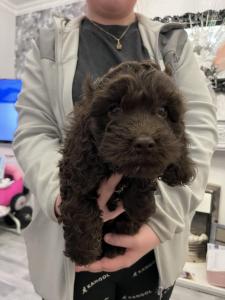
[58,60,195,265]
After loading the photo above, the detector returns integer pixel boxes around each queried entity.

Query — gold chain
[89,19,132,50]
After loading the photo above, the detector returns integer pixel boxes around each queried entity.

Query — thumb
[104,233,134,248]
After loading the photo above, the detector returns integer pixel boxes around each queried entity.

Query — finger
[98,173,123,195]
[97,174,123,207]
[75,260,105,273]
[106,173,123,189]
[75,265,96,273]
[75,265,87,272]
[100,255,132,272]
[75,255,131,273]
[104,233,134,248]
[102,202,125,222]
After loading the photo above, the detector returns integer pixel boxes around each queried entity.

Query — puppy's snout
[133,136,155,154]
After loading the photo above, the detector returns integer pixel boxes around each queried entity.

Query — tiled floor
[0,225,41,300]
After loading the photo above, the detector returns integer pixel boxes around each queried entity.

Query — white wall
[135,0,225,18]
[0,4,15,78]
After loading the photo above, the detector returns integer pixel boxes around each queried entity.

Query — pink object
[0,164,24,207]
[207,271,225,288]
[55,195,62,218]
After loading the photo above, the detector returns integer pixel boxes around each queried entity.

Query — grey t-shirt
[72,17,150,103]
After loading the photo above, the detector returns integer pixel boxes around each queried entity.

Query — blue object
[0,79,22,143]
[0,79,22,103]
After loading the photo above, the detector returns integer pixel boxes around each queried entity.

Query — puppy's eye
[157,107,168,118]
[108,105,122,115]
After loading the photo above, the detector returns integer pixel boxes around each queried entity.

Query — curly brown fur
[58,60,195,265]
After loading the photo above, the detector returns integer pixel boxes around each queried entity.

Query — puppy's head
[81,61,195,184]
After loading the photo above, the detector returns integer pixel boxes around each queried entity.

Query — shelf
[176,262,225,298]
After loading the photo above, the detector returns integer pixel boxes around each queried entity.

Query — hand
[75,224,160,273]
[97,173,124,222]
[54,195,62,218]
[55,173,123,220]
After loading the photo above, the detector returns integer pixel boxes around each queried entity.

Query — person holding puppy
[13,0,217,299]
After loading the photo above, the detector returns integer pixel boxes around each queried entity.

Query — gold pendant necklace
[89,19,131,51]
[116,39,123,50]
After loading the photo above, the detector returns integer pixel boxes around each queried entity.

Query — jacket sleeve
[147,38,218,242]
[13,40,61,223]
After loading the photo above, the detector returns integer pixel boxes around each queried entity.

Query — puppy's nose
[133,136,155,153]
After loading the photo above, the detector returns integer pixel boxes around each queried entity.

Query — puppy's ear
[161,151,196,187]
[59,101,98,195]
[161,133,196,186]
[164,64,173,77]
